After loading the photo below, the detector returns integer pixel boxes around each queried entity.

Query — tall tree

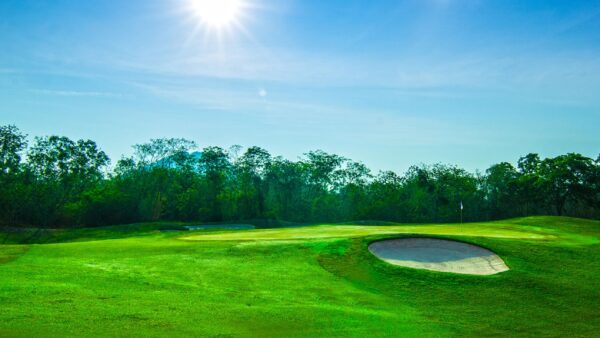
[0,125,28,225]
[0,125,27,175]
[485,162,520,219]
[516,153,544,215]
[199,146,231,221]
[133,138,197,168]
[26,136,110,226]
[2,125,600,227]
[265,157,309,221]
[538,154,596,216]
[235,147,272,219]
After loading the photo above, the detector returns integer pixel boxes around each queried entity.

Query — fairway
[1,216,600,337]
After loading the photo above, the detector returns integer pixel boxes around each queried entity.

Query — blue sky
[1,0,599,172]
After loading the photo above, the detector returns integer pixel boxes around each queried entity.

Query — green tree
[338,161,371,220]
[538,154,596,216]
[364,171,405,221]
[304,150,346,221]
[516,153,544,215]
[133,138,197,168]
[0,125,28,225]
[0,125,27,175]
[26,136,110,226]
[199,146,232,221]
[235,146,272,219]
[485,162,520,219]
[265,157,309,221]
[3,124,600,227]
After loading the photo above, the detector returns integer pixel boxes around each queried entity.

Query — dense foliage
[1,125,599,227]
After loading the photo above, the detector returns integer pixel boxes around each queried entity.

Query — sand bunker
[184,224,255,231]
[368,238,509,275]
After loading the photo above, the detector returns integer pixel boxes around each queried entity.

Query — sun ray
[177,0,259,49]
[189,0,246,29]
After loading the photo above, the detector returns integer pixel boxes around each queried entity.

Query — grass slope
[1,216,599,337]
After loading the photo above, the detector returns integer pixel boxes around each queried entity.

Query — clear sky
[1,0,599,172]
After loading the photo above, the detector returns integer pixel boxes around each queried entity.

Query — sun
[190,0,243,28]
[182,0,254,44]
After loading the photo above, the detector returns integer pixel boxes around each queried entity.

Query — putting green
[181,223,553,242]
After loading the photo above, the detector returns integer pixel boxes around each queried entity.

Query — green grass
[182,222,553,241]
[1,216,599,337]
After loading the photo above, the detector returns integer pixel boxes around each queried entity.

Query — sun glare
[191,0,243,28]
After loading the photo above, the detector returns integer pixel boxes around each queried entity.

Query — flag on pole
[460,201,463,210]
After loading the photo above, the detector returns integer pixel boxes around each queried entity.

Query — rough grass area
[0,216,599,337]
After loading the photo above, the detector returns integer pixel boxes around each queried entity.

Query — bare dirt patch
[0,245,30,265]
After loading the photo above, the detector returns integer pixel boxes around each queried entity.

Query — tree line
[1,124,599,228]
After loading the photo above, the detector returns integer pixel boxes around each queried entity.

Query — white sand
[368,238,509,275]
[184,224,255,231]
